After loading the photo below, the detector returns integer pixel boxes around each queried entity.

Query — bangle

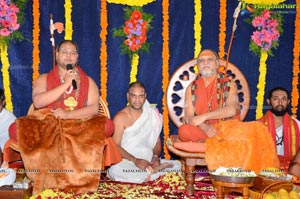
[152,155,159,159]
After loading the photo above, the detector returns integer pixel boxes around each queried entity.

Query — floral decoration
[242,0,286,5]
[291,1,300,117]
[162,0,170,159]
[248,9,283,56]
[0,0,27,46]
[113,6,153,59]
[107,0,156,6]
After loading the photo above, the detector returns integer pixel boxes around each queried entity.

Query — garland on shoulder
[291,0,300,117]
[100,0,108,104]
[162,0,170,159]
[32,0,40,82]
[64,0,73,40]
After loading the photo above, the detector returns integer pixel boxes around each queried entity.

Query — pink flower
[0,0,20,38]
[250,9,281,54]
[8,12,18,23]
[8,4,19,13]
[0,28,10,36]
[252,16,265,28]
[261,10,271,19]
[261,29,273,44]
[268,19,278,28]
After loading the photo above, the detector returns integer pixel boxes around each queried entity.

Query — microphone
[66,64,77,90]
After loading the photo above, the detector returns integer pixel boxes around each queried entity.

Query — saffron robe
[178,75,239,142]
[206,119,280,173]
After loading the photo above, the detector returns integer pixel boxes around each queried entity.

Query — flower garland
[130,53,139,83]
[100,0,108,103]
[194,0,202,58]
[0,45,13,111]
[218,0,226,58]
[64,0,73,40]
[106,0,156,6]
[242,0,286,4]
[246,9,283,119]
[162,0,170,159]
[249,9,283,56]
[291,0,300,117]
[32,0,40,82]
[255,49,268,119]
[0,0,27,112]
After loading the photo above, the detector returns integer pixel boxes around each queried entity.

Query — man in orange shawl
[176,49,279,173]
[258,87,300,169]
[178,49,240,142]
[5,40,121,194]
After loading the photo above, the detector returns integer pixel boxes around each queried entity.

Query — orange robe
[178,74,239,142]
[206,119,280,173]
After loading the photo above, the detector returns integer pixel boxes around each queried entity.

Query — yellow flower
[107,0,156,6]
[242,0,286,5]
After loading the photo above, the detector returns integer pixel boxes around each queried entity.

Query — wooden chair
[7,97,111,166]
[166,58,250,196]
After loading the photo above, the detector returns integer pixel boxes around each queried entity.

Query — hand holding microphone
[66,64,77,90]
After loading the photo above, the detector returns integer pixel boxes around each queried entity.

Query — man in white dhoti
[108,82,181,183]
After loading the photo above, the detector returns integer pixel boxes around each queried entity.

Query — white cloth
[108,101,181,183]
[276,118,300,156]
[0,168,16,187]
[0,108,16,151]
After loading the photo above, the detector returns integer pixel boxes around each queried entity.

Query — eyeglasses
[197,57,217,64]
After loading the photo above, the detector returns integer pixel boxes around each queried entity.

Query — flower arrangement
[249,9,283,56]
[113,6,153,59]
[0,0,27,46]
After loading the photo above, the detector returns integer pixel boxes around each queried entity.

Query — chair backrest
[167,58,250,127]
[27,96,110,118]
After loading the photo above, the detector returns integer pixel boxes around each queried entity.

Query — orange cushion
[173,141,206,153]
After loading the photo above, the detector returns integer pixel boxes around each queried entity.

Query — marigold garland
[242,0,286,4]
[130,53,139,83]
[64,0,73,40]
[194,0,202,58]
[255,49,268,119]
[162,0,170,159]
[32,0,40,82]
[0,45,13,111]
[218,0,226,58]
[106,0,156,6]
[291,0,300,117]
[100,0,108,103]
